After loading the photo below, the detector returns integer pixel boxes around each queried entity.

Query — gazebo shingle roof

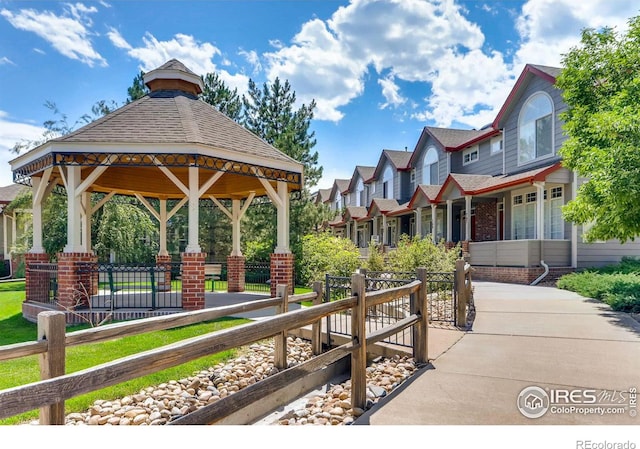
[54,90,300,167]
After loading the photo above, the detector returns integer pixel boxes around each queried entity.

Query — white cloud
[0,56,14,65]
[33,48,46,55]
[114,32,251,96]
[106,27,131,50]
[264,0,489,123]
[0,3,106,67]
[238,48,262,75]
[0,111,46,186]
[378,75,406,110]
[514,0,637,68]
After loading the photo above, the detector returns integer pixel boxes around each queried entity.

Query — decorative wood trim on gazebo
[10,59,304,313]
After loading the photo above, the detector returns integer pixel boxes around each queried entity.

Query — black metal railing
[245,262,271,293]
[324,269,457,348]
[26,262,58,305]
[77,262,182,310]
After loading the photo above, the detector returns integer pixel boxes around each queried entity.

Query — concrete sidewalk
[359,282,640,425]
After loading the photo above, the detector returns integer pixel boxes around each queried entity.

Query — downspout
[530,240,548,286]
[530,183,548,286]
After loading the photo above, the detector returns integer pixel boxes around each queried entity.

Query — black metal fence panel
[324,270,457,349]
[26,262,58,305]
[77,262,182,310]
[245,262,271,293]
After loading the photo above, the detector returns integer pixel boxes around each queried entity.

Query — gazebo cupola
[143,59,204,96]
[10,58,303,317]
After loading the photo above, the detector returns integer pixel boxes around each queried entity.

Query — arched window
[356,179,364,206]
[383,165,394,199]
[423,146,439,185]
[518,92,553,164]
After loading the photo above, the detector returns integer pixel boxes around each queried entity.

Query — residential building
[321,63,640,283]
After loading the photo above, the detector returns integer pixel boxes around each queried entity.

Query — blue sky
[1,0,638,191]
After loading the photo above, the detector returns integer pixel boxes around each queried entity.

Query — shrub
[364,242,385,272]
[298,232,360,285]
[386,235,459,273]
[557,259,640,313]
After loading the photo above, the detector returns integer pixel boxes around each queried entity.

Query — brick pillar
[270,253,294,297]
[156,254,172,292]
[227,255,245,293]
[181,252,205,310]
[57,252,97,310]
[25,252,50,303]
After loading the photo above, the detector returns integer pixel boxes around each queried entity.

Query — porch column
[382,215,388,245]
[431,204,438,244]
[352,220,357,244]
[275,181,290,253]
[182,165,204,310]
[271,180,293,296]
[3,212,7,259]
[229,198,245,292]
[446,200,453,243]
[159,199,168,256]
[465,195,472,241]
[185,165,201,253]
[30,176,45,254]
[64,166,84,253]
[535,182,545,240]
[81,191,92,251]
[415,207,422,238]
[372,216,378,243]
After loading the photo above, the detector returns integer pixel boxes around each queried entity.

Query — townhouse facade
[321,64,640,283]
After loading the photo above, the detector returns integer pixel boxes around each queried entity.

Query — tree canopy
[557,15,640,242]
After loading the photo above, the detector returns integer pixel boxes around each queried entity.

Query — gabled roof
[387,201,413,217]
[344,206,368,221]
[365,198,400,218]
[372,149,413,180]
[408,184,441,208]
[426,126,500,152]
[493,63,560,129]
[334,179,351,194]
[315,188,332,204]
[435,162,564,201]
[348,165,376,191]
[0,184,28,204]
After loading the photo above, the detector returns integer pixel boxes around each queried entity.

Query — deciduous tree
[557,15,640,242]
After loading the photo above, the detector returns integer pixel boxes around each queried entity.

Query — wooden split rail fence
[0,263,473,425]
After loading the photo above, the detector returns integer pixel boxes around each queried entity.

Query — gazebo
[10,59,303,320]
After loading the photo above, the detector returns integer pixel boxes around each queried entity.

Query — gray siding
[503,76,566,174]
[450,138,504,176]
[577,230,640,268]
[413,135,447,185]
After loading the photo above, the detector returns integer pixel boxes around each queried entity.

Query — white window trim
[463,146,479,166]
[517,91,555,167]
[491,136,503,154]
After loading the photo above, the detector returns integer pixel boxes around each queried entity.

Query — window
[513,187,565,240]
[518,92,553,165]
[512,193,536,239]
[491,136,503,154]
[335,192,341,211]
[423,146,439,184]
[463,146,479,165]
[356,179,364,207]
[383,165,394,199]
[544,186,564,239]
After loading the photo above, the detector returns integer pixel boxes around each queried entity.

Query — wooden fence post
[311,281,323,355]
[350,272,367,412]
[455,259,467,328]
[37,311,66,425]
[413,267,429,364]
[274,284,289,370]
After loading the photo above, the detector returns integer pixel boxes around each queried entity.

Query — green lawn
[0,280,251,425]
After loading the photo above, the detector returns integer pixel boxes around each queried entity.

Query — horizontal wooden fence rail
[0,292,319,363]
[0,265,437,425]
